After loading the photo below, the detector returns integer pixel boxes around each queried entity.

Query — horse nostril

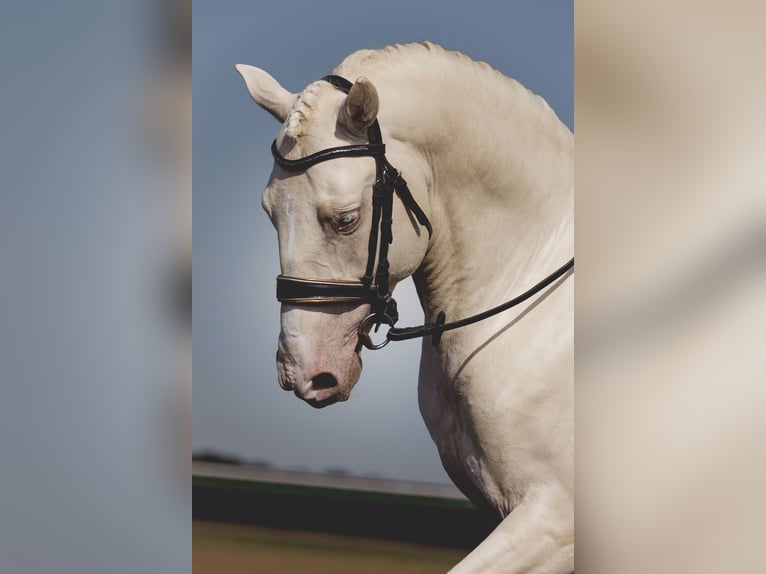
[311,372,338,390]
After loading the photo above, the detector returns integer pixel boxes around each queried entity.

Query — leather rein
[272,74,573,350]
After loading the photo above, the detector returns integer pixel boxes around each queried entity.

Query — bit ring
[358,313,395,350]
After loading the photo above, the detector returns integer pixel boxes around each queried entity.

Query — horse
[236,41,573,573]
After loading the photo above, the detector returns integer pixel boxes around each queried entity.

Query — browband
[271,141,386,172]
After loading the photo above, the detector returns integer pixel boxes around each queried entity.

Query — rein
[384,257,574,348]
[271,74,573,350]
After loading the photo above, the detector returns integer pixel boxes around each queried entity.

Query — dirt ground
[194,520,467,574]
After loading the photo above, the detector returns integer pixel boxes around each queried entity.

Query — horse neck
[383,65,574,323]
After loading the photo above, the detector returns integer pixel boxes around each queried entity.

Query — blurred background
[1,0,191,573]
[576,1,766,572]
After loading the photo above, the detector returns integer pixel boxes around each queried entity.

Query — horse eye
[332,209,360,233]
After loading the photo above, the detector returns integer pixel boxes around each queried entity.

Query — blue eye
[333,209,360,233]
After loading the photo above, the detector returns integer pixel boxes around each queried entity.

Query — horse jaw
[275,304,367,409]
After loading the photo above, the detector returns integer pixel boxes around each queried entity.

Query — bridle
[272,74,573,350]
[273,74,430,347]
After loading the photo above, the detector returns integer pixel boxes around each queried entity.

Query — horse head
[236,65,430,408]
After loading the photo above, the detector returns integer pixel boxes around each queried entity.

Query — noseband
[272,74,573,350]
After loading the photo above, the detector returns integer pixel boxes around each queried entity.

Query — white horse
[236,42,573,573]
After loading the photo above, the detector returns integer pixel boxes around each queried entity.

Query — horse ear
[235,64,297,123]
[339,76,379,134]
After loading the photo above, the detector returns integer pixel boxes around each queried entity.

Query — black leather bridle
[272,74,573,350]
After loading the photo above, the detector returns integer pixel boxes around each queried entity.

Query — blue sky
[193,0,573,483]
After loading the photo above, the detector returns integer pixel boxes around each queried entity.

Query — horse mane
[335,41,493,81]
[283,41,567,142]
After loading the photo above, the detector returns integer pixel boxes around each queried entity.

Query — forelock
[282,81,328,140]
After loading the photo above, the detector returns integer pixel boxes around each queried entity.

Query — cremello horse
[237,42,573,574]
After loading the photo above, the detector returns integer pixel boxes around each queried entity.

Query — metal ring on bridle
[358,313,395,350]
